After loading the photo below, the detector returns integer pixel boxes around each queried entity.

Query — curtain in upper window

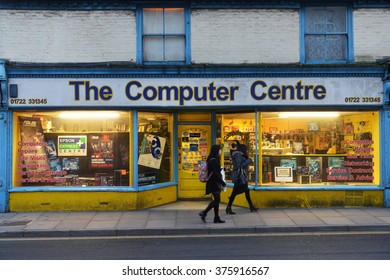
[304,6,350,63]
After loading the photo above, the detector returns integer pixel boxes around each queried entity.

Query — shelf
[262,153,348,157]
[44,131,129,134]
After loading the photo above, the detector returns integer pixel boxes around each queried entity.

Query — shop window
[218,112,257,185]
[13,111,130,187]
[138,112,173,186]
[302,5,353,64]
[261,111,379,186]
[139,7,189,64]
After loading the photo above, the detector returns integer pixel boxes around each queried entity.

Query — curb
[1,225,390,238]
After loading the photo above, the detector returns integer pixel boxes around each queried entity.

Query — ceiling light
[58,111,120,119]
[278,112,340,118]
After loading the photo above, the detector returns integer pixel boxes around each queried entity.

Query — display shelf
[261,153,374,185]
[262,153,347,157]
[44,131,130,134]
[261,148,290,155]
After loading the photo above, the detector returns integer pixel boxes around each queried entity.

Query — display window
[218,112,257,185]
[13,111,131,187]
[218,111,380,187]
[260,111,380,186]
[137,112,173,186]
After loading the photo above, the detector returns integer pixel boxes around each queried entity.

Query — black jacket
[205,157,226,195]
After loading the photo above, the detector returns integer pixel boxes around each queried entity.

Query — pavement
[1,201,390,238]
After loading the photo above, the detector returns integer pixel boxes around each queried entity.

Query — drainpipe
[0,59,8,212]
[381,59,390,207]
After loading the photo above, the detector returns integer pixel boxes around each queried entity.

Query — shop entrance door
[178,125,211,199]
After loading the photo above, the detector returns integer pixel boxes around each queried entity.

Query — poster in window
[307,156,322,183]
[292,142,303,154]
[18,116,49,182]
[62,158,80,171]
[308,122,320,131]
[138,134,166,169]
[327,156,349,181]
[90,135,114,168]
[343,122,354,135]
[306,157,322,175]
[280,158,297,170]
[45,140,57,159]
[46,139,62,171]
[58,135,87,156]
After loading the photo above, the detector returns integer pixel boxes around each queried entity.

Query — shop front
[2,72,387,211]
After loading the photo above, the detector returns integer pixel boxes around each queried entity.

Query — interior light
[278,112,340,118]
[58,111,120,119]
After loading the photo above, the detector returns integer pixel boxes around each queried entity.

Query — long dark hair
[207,144,221,162]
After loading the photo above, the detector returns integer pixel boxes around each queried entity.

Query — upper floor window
[138,7,189,65]
[302,5,353,64]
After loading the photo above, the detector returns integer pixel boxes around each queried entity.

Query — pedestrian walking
[199,144,226,223]
[226,143,257,214]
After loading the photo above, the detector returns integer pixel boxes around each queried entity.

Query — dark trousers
[227,187,253,207]
[203,191,221,218]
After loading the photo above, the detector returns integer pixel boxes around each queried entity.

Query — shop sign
[8,77,383,108]
[58,135,87,156]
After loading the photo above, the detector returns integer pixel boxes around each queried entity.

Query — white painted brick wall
[1,8,388,65]
[0,10,136,63]
[354,9,390,62]
[191,9,300,64]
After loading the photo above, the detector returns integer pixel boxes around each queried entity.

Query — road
[1,231,390,260]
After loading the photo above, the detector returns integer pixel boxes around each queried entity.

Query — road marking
[1,231,390,241]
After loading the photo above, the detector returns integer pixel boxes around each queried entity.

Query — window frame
[136,5,191,65]
[300,3,354,64]
[137,111,174,187]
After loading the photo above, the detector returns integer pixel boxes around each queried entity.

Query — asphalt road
[1,231,390,260]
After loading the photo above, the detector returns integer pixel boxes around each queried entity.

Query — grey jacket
[231,150,252,182]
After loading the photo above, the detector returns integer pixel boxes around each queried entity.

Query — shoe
[226,206,236,215]
[214,217,225,223]
[250,205,258,212]
[199,211,206,223]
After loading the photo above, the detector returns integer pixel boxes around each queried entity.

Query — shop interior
[14,110,174,187]
[13,110,379,188]
[14,111,131,187]
[219,111,379,186]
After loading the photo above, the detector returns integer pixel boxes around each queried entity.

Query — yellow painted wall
[221,188,383,208]
[9,186,177,212]
[9,186,383,211]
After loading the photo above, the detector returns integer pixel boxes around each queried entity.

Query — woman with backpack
[199,144,226,223]
[226,143,257,214]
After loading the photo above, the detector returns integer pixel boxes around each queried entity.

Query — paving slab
[0,202,390,238]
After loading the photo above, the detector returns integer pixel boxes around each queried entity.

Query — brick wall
[0,8,388,64]
[354,9,390,62]
[0,10,136,63]
[191,9,300,64]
